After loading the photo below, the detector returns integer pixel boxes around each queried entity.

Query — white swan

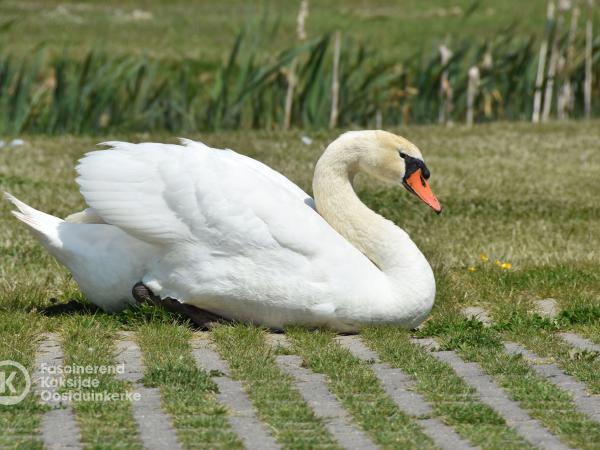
[6,130,442,332]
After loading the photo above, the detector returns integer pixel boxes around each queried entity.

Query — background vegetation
[1,0,549,62]
[0,0,598,133]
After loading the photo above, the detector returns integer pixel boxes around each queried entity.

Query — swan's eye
[399,151,407,159]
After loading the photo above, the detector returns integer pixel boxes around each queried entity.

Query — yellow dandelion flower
[495,260,502,266]
[501,262,512,270]
[468,266,477,272]
[479,254,489,263]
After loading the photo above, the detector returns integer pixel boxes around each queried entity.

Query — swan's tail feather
[4,192,64,250]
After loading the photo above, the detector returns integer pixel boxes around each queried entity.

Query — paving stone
[558,333,600,354]
[535,298,559,318]
[504,342,600,423]
[266,333,293,350]
[191,336,280,450]
[32,333,83,450]
[275,353,378,450]
[336,335,476,450]
[115,333,183,450]
[413,338,572,450]
[462,306,492,326]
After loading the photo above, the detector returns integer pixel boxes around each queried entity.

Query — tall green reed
[0,27,597,134]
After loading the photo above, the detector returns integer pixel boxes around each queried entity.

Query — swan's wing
[76,140,335,255]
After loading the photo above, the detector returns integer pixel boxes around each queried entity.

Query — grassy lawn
[0,121,599,448]
[0,0,551,63]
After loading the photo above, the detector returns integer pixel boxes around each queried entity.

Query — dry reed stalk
[438,44,453,124]
[375,109,382,129]
[402,104,411,125]
[296,0,309,41]
[329,30,341,129]
[542,1,566,122]
[584,0,594,118]
[533,0,556,123]
[284,0,309,129]
[558,6,579,119]
[466,66,480,126]
[482,49,493,71]
[283,59,298,130]
[557,56,569,118]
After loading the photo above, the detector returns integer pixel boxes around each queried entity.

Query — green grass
[212,324,339,449]
[286,328,437,449]
[0,122,599,448]
[135,322,243,449]
[0,0,554,63]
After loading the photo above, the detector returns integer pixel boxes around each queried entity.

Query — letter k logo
[0,371,17,394]
[0,361,31,405]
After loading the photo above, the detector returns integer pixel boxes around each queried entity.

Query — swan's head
[351,130,442,213]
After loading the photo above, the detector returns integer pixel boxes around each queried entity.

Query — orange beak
[403,169,442,214]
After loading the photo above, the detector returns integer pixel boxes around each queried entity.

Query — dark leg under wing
[132,282,227,329]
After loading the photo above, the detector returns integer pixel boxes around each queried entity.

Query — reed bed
[0,21,598,134]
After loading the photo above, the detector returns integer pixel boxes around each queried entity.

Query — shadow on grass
[40,299,100,316]
[38,298,211,330]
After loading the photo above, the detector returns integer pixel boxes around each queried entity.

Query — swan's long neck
[313,135,435,314]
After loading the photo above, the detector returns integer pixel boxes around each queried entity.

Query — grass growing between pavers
[496,318,600,395]
[571,325,600,345]
[1,122,600,446]
[286,327,438,450]
[135,321,242,450]
[559,302,600,345]
[361,326,532,450]
[560,302,600,348]
[59,314,142,450]
[212,324,340,449]
[454,265,600,394]
[421,316,600,450]
[0,312,45,450]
